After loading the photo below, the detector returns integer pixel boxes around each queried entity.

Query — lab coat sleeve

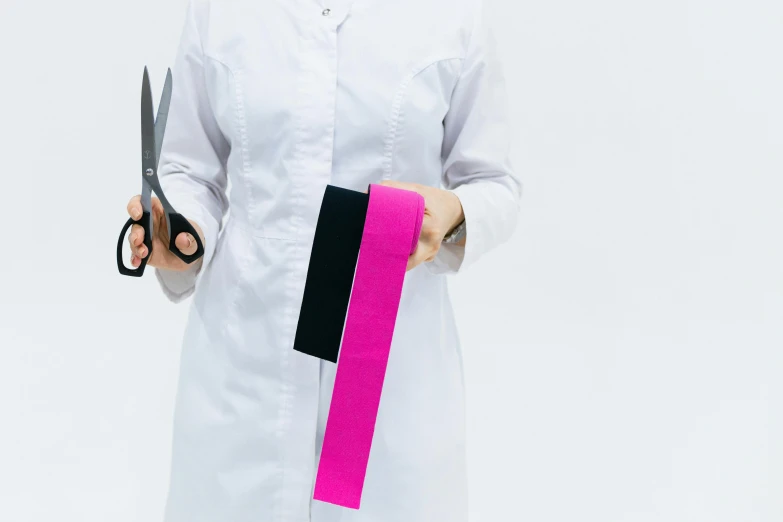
[429,0,522,274]
[154,0,230,303]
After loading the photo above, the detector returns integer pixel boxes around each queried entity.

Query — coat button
[322,8,331,16]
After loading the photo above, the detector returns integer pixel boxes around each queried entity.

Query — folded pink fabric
[313,183,425,509]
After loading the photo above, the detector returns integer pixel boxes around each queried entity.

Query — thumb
[175,232,197,256]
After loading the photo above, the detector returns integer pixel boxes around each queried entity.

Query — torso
[165,1,475,520]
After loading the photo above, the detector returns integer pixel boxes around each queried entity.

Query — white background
[0,0,781,520]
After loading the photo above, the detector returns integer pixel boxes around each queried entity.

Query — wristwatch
[443,219,466,244]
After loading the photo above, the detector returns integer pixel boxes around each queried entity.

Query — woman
[125,0,520,520]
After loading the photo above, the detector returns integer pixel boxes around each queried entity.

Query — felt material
[294,185,370,363]
[313,183,425,509]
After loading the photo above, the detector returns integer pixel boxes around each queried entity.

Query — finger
[378,180,422,194]
[151,197,165,219]
[175,232,197,256]
[127,195,142,220]
[128,224,145,248]
[130,253,141,268]
[126,224,150,261]
[378,180,403,188]
[406,244,431,272]
[150,200,173,246]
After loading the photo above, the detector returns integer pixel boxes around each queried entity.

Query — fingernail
[187,236,193,246]
[139,247,146,258]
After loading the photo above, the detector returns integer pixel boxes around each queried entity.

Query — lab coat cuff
[427,183,488,275]
[154,202,219,303]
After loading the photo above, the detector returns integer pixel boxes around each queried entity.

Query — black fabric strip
[293,185,369,363]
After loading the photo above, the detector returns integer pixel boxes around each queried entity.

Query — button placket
[280,18,342,520]
[294,19,340,193]
[321,26,339,184]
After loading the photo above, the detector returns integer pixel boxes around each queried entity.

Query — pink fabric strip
[313,184,425,509]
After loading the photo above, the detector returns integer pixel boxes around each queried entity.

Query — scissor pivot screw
[145,168,154,177]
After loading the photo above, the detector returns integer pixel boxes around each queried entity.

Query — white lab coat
[154,0,520,520]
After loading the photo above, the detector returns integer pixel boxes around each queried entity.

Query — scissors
[116,67,205,277]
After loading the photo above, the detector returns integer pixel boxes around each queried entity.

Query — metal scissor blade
[140,67,157,212]
[154,68,173,166]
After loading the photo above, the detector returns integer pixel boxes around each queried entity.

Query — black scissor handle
[167,212,205,265]
[117,211,153,277]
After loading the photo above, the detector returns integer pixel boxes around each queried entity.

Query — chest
[198,0,471,183]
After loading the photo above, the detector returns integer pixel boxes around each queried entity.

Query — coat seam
[232,68,255,227]
[382,57,464,181]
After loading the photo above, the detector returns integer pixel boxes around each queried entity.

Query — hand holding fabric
[376,180,465,271]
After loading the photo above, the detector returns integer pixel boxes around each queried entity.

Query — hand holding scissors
[116,67,206,277]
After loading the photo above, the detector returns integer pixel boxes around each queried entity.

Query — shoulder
[429,0,488,55]
[188,0,243,23]
[186,0,248,43]
[405,0,482,54]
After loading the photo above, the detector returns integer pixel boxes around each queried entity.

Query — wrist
[445,191,465,235]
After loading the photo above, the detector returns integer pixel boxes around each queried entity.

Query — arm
[154,0,230,302]
[429,0,522,274]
